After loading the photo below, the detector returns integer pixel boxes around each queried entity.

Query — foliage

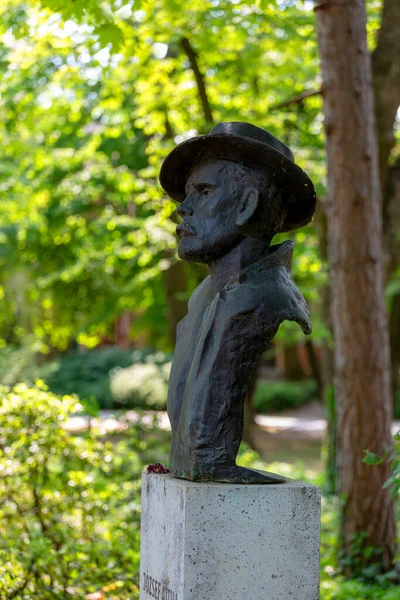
[0,382,143,598]
[363,431,400,498]
[0,1,396,596]
[0,339,54,388]
[111,359,170,410]
[0,383,398,599]
[319,499,400,598]
[45,347,171,409]
[44,347,162,408]
[0,0,329,353]
[253,378,317,413]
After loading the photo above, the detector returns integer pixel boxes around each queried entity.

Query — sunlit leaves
[0,382,142,597]
[1,0,385,349]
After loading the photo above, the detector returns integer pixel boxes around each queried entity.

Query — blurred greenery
[0,0,399,596]
[0,0,330,354]
[0,345,323,412]
[110,359,170,409]
[0,383,143,599]
[254,378,318,413]
[0,345,172,409]
[45,347,171,409]
[0,384,398,599]
[364,431,400,499]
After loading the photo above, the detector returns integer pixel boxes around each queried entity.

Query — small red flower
[146,463,170,474]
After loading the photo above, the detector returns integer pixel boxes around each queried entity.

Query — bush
[0,343,55,388]
[0,384,398,599]
[44,347,137,408]
[45,347,171,409]
[0,382,143,599]
[0,345,172,410]
[364,431,400,499]
[111,361,170,410]
[253,379,318,414]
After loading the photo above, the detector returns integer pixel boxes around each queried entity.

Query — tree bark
[371,0,400,192]
[282,344,307,380]
[382,159,400,283]
[162,249,189,346]
[114,311,133,347]
[314,199,337,493]
[383,161,400,408]
[305,339,323,399]
[389,292,400,413]
[315,0,397,571]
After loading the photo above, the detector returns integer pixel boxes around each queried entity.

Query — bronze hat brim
[159,133,316,233]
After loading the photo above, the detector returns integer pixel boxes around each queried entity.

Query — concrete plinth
[139,472,320,600]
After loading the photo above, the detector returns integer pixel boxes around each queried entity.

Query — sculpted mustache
[176,222,196,238]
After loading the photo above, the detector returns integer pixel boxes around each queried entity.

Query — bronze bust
[160,122,316,484]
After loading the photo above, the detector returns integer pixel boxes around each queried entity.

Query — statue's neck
[208,237,271,293]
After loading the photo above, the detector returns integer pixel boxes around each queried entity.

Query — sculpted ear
[236,187,259,227]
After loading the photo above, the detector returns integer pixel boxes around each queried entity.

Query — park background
[0,0,399,598]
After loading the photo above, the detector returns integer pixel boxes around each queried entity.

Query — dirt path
[65,402,400,469]
[65,400,400,438]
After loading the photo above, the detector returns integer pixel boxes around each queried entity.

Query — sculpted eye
[200,186,214,197]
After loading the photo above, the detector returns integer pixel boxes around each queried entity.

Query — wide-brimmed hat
[159,122,316,233]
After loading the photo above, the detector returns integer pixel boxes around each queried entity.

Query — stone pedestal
[140,472,320,600]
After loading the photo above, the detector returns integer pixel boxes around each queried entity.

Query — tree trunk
[314,199,337,493]
[373,0,400,416]
[315,0,397,572]
[389,292,400,414]
[282,344,306,380]
[162,251,189,346]
[320,286,336,496]
[384,161,400,412]
[371,0,400,192]
[305,339,323,399]
[382,159,400,284]
[114,311,133,348]
[162,210,188,346]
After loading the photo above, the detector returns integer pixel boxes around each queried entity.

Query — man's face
[176,159,246,264]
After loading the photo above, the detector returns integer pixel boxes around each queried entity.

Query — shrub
[364,431,400,499]
[0,343,55,388]
[253,379,318,414]
[0,383,143,599]
[0,384,397,599]
[111,361,170,410]
[44,347,137,408]
[45,347,171,409]
[0,346,172,410]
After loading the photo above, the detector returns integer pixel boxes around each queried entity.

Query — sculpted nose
[177,200,193,218]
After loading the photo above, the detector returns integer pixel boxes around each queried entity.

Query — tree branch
[181,37,214,125]
[164,113,174,140]
[270,88,322,110]
[8,561,33,600]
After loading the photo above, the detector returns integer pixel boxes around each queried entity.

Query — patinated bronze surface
[159,122,316,484]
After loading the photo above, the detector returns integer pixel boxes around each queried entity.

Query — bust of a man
[160,122,316,484]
